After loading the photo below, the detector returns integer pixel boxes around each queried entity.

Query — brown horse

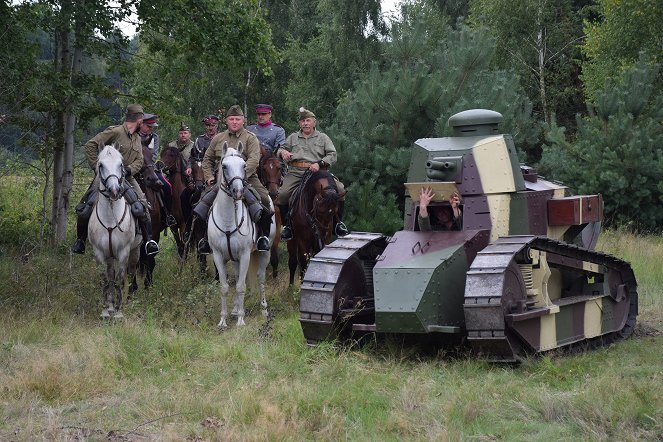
[158,145,189,257]
[258,146,283,278]
[287,170,341,284]
[183,158,209,273]
[134,143,164,289]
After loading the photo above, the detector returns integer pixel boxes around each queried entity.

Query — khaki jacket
[202,128,260,182]
[167,139,194,164]
[84,123,143,175]
[279,129,337,166]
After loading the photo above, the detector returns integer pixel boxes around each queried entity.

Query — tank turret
[299,110,638,362]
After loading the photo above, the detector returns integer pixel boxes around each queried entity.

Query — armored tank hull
[299,109,638,361]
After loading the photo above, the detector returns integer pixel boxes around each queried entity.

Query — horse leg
[298,250,308,283]
[287,241,298,285]
[113,261,127,319]
[257,251,269,317]
[212,253,229,328]
[234,254,250,327]
[101,261,116,319]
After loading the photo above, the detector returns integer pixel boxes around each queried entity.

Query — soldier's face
[178,130,191,142]
[204,121,218,135]
[226,116,244,133]
[299,117,316,136]
[141,123,153,134]
[256,112,271,124]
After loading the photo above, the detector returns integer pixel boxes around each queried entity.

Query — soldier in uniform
[71,104,160,256]
[167,123,196,222]
[140,113,160,162]
[193,105,273,253]
[167,122,194,175]
[276,107,349,240]
[246,103,286,152]
[190,114,220,169]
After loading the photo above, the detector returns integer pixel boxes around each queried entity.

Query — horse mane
[302,170,339,206]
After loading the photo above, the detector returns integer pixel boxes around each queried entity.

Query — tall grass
[1,175,661,440]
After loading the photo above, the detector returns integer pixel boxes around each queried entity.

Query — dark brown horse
[183,157,209,273]
[287,170,341,284]
[158,145,189,257]
[134,143,164,289]
[257,146,283,278]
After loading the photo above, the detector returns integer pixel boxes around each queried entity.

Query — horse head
[310,172,340,241]
[140,143,163,190]
[220,144,246,201]
[97,144,125,201]
[258,144,283,200]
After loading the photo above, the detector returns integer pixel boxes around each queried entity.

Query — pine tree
[329,5,535,233]
[540,58,663,231]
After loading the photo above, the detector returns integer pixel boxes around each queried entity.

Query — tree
[469,0,585,130]
[330,3,535,233]
[581,0,663,101]
[540,58,663,231]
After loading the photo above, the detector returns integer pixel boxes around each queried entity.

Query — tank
[299,109,638,362]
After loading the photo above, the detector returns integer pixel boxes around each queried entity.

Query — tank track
[463,235,638,362]
[299,232,387,345]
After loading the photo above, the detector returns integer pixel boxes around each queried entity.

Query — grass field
[0,176,662,441]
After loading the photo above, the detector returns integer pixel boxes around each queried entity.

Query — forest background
[1,0,662,245]
[1,1,662,439]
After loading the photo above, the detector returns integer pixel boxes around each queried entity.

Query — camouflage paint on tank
[373,230,489,333]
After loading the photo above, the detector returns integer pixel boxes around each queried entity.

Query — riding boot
[335,200,350,237]
[256,212,271,252]
[279,204,293,241]
[198,232,212,255]
[71,216,89,254]
[139,213,160,255]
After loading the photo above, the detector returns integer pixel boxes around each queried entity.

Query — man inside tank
[417,187,462,231]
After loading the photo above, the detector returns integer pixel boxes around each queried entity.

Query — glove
[123,166,132,178]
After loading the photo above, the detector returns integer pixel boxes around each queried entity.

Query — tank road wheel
[299,233,387,345]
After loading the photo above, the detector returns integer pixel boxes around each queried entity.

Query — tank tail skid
[463,236,638,362]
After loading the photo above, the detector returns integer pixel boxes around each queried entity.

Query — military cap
[299,107,315,120]
[255,103,273,113]
[126,104,144,115]
[179,122,190,132]
[202,115,220,124]
[143,113,158,127]
[226,105,244,117]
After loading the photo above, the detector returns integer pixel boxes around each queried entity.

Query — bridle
[258,151,284,197]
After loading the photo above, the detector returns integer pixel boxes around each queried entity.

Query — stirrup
[145,240,160,256]
[198,239,212,255]
[281,226,293,241]
[165,214,177,227]
[256,236,270,252]
[335,222,349,237]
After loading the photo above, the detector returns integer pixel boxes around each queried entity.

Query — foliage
[469,0,586,133]
[581,0,663,102]
[330,4,535,233]
[540,58,663,231]
[282,0,386,122]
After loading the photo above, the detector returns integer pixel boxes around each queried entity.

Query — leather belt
[290,161,313,168]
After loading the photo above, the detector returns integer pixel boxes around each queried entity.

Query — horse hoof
[217,320,228,329]
[101,309,112,320]
[262,309,269,318]
[236,317,246,327]
[113,311,125,320]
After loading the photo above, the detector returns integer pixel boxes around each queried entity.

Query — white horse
[208,146,275,328]
[88,145,142,319]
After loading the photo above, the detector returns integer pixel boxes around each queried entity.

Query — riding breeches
[275,167,345,206]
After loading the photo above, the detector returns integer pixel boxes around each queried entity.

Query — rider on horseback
[71,103,160,256]
[276,107,349,241]
[193,105,273,253]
